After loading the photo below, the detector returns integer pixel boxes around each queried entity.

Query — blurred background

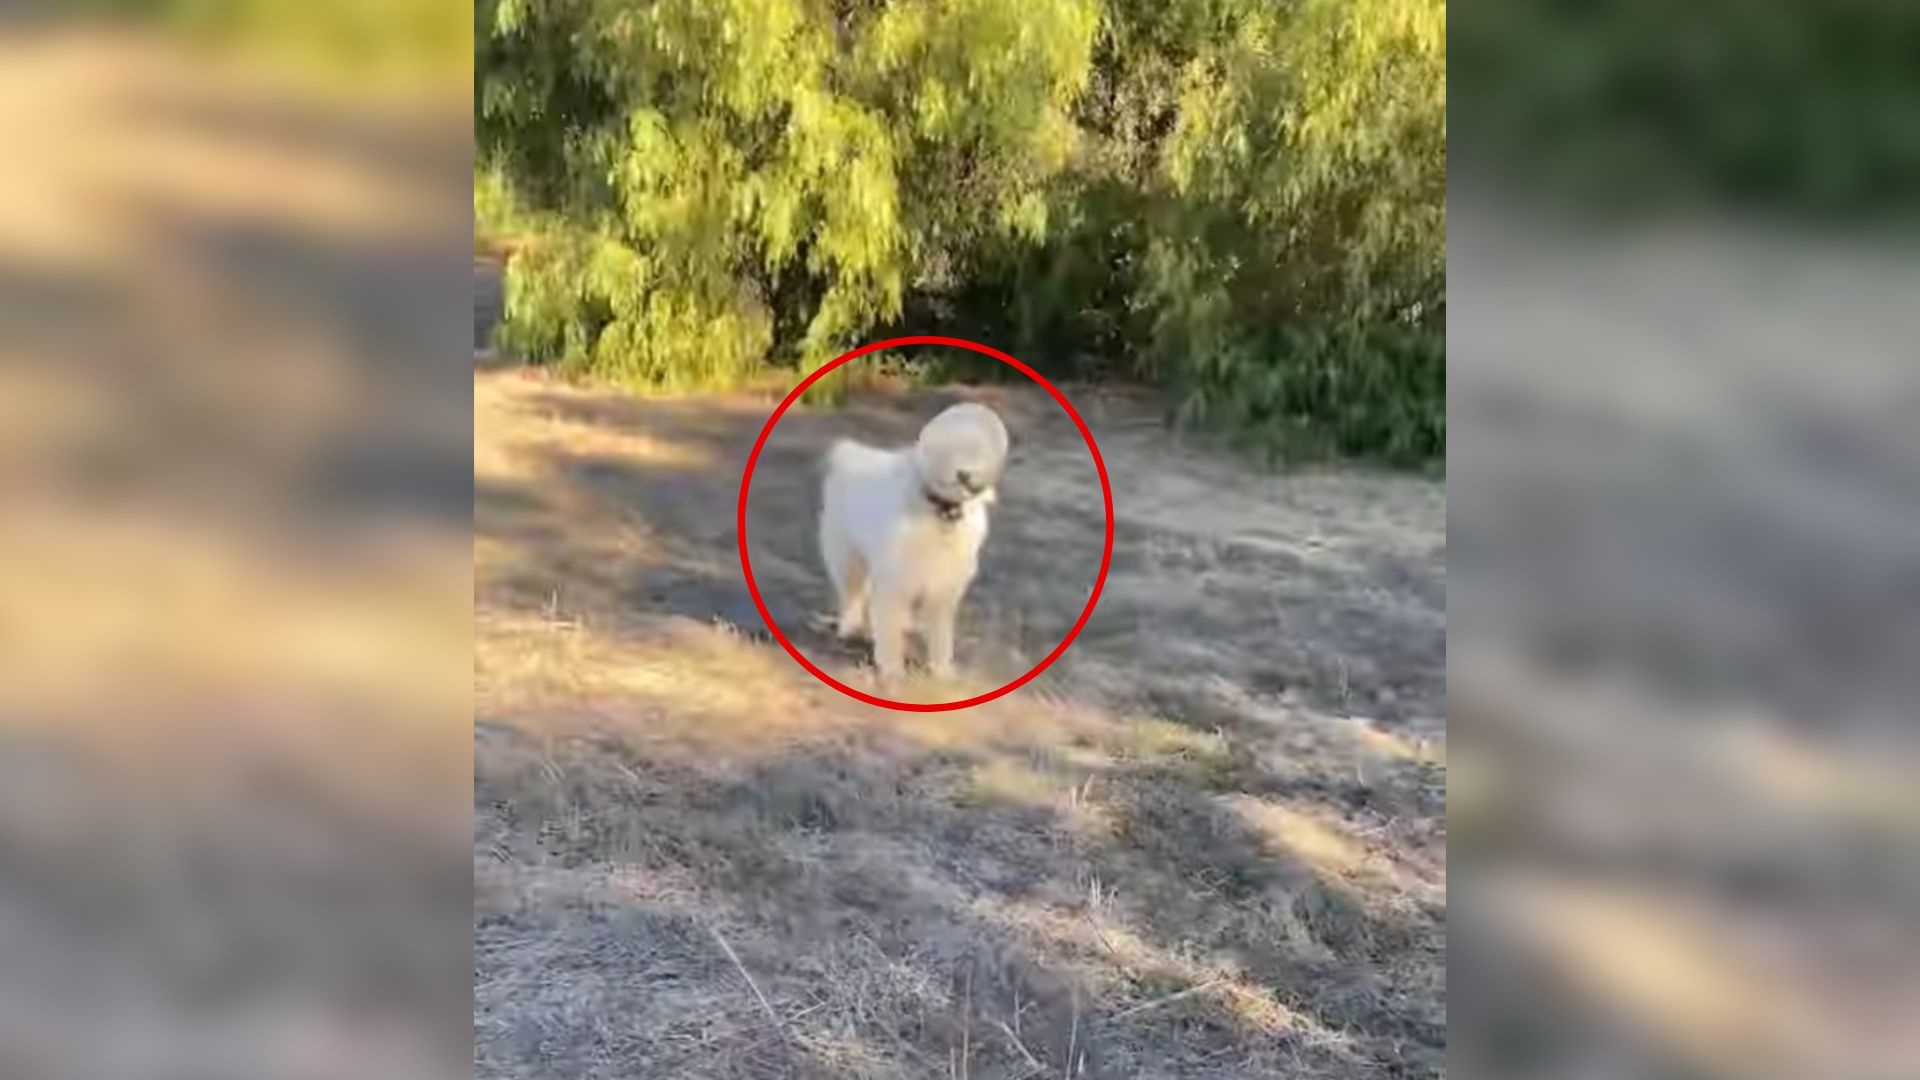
[1450,1,1920,1078]
[0,2,471,1079]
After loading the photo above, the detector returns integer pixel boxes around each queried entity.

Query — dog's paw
[872,667,906,694]
[806,612,865,642]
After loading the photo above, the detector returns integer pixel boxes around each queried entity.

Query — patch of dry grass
[474,366,1446,1078]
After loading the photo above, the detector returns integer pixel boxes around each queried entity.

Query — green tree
[479,0,1446,463]
[479,0,1097,385]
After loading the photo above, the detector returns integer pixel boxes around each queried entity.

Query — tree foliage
[479,0,1445,462]
[1453,0,1920,216]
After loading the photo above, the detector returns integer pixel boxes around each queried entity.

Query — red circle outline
[737,335,1114,712]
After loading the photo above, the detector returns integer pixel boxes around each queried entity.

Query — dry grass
[474,363,1447,1078]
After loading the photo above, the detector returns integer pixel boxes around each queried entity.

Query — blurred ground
[473,345,1447,1077]
[1449,197,1920,1080]
[0,19,471,1080]
[1449,1,1920,1076]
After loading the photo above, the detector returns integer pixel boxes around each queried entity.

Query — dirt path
[474,339,1446,1077]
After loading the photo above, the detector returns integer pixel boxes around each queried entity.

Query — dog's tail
[824,437,858,470]
[823,436,885,478]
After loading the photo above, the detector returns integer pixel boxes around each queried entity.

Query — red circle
[736,335,1114,712]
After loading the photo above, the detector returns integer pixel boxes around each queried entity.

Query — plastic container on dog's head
[914,403,1009,508]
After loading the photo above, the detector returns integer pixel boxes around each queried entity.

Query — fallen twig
[993,1015,1046,1076]
[961,963,973,1080]
[707,924,789,1053]
[1065,986,1079,1080]
[1106,979,1224,1024]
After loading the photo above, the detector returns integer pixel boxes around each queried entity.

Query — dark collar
[924,487,965,522]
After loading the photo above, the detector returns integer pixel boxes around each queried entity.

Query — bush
[1453,0,1920,217]
[479,0,1445,465]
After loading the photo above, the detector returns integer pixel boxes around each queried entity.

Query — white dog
[819,402,1009,684]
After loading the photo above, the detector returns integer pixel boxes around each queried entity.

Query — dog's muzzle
[925,488,965,522]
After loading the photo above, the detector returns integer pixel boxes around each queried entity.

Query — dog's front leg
[923,593,959,679]
[870,594,908,687]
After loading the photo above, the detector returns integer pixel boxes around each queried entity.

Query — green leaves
[479,0,1445,465]
[482,0,1106,383]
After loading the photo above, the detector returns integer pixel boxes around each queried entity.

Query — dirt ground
[474,356,1447,1078]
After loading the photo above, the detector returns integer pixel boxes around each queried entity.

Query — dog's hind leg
[820,518,869,639]
[834,551,870,640]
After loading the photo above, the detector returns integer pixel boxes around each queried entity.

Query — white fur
[818,402,1009,684]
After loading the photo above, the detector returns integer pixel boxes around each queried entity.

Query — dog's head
[913,402,1009,522]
